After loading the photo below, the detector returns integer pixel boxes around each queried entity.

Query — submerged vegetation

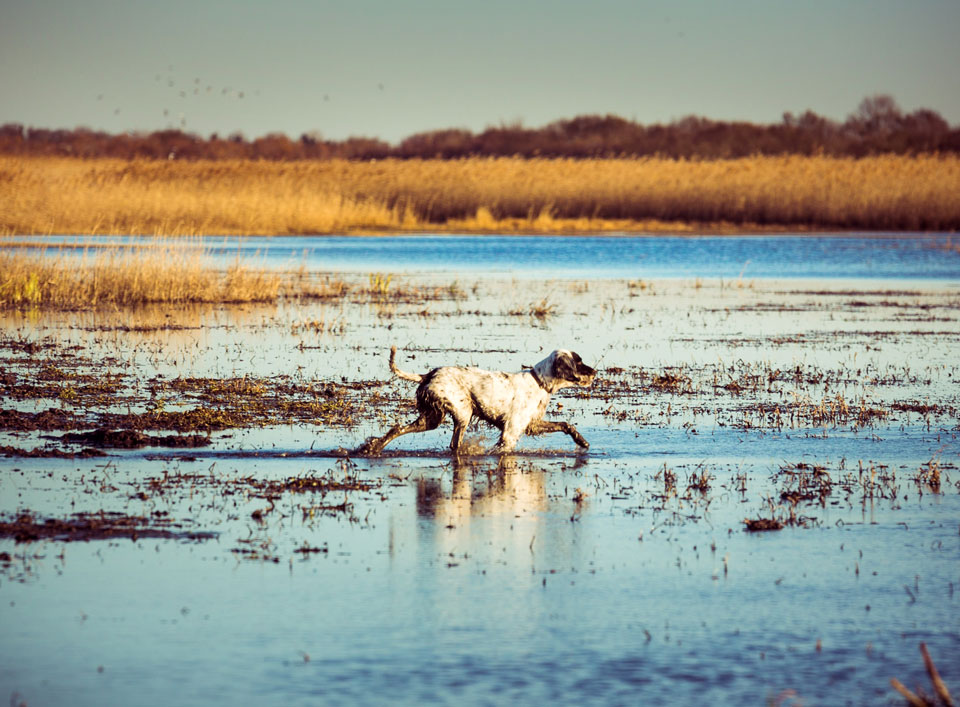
[3,152,960,236]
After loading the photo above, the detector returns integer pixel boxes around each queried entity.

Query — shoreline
[2,227,956,240]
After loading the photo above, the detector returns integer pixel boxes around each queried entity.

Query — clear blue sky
[2,0,958,143]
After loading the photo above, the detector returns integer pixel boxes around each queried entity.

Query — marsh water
[13,233,960,279]
[1,234,959,705]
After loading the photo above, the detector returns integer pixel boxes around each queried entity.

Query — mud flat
[1,270,958,705]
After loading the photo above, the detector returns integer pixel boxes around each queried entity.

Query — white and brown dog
[356,347,596,455]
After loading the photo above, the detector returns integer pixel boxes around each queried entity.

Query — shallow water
[8,233,960,280]
[1,236,959,705]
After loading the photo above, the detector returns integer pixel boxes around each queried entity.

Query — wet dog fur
[356,347,596,455]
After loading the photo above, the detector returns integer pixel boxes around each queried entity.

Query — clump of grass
[655,463,677,500]
[685,466,713,496]
[291,317,346,335]
[368,272,392,298]
[783,393,889,428]
[529,297,557,319]
[286,267,349,300]
[745,490,820,531]
[648,369,692,393]
[508,297,557,319]
[915,456,943,494]
[778,462,833,506]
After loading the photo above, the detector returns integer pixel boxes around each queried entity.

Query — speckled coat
[356,348,596,455]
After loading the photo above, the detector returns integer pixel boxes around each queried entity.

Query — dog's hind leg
[449,412,472,455]
[356,410,443,456]
[525,419,589,449]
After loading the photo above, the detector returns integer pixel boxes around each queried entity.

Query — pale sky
[2,0,958,143]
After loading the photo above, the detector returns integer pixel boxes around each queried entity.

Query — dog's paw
[568,426,590,449]
[354,440,382,456]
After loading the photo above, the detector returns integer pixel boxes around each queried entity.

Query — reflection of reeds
[2,154,958,234]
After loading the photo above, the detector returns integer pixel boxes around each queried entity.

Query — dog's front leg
[491,421,524,455]
[525,419,589,449]
[450,421,466,454]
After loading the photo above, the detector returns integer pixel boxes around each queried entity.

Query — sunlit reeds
[2,154,958,235]
[0,243,288,308]
[0,243,471,309]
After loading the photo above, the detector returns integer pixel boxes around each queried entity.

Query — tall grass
[0,243,288,308]
[2,154,959,234]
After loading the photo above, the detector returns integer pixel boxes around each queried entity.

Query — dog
[356,347,596,455]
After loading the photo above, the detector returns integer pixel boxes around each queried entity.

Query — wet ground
[1,270,959,705]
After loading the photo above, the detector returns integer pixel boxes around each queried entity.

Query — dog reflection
[416,454,587,525]
[416,456,547,524]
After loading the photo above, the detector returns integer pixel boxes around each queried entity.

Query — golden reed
[0,242,293,308]
[2,154,959,235]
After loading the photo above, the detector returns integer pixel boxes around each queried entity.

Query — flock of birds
[94,65,386,134]
[93,66,257,131]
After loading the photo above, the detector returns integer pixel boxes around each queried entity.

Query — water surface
[1,236,959,705]
[8,233,960,280]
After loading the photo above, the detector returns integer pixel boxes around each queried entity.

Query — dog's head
[533,349,596,393]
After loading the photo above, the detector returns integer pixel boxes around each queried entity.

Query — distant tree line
[2,96,957,161]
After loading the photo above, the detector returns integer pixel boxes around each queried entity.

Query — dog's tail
[389,346,423,383]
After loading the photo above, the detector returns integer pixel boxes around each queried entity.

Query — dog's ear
[570,351,596,377]
[552,352,578,382]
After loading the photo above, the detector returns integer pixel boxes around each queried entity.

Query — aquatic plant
[368,272,392,298]
[890,643,954,706]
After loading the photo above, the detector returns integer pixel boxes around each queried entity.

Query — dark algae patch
[743,518,786,532]
[56,428,211,449]
[0,445,105,458]
[0,511,217,544]
[135,468,382,562]
[0,408,85,432]
[0,350,378,433]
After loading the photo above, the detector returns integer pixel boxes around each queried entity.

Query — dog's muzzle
[577,365,597,387]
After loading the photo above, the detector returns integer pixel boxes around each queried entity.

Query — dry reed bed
[0,244,457,309]
[0,245,328,308]
[2,155,959,235]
